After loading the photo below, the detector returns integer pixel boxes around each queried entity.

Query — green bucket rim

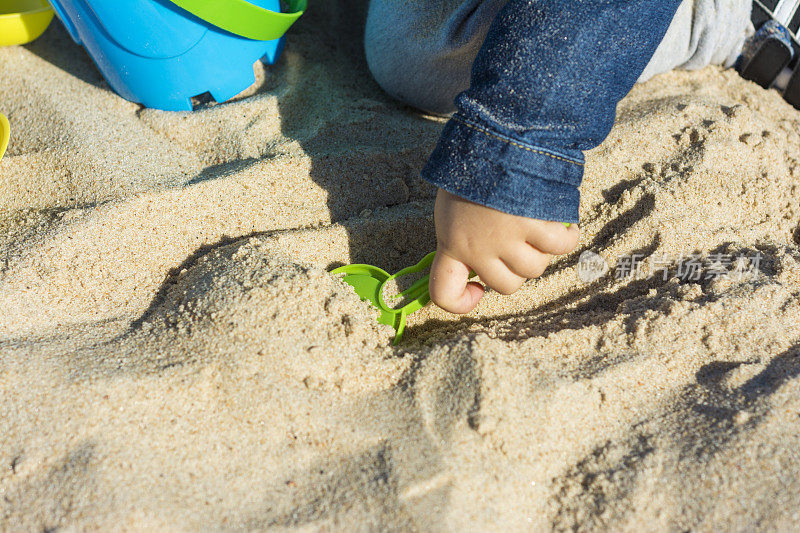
[167,0,307,41]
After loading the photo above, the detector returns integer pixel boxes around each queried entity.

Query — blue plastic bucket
[48,0,288,111]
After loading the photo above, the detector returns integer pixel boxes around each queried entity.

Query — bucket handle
[166,0,307,41]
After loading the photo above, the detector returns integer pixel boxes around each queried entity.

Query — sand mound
[2,0,800,530]
[117,238,395,379]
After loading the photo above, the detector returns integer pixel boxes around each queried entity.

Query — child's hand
[429,189,580,314]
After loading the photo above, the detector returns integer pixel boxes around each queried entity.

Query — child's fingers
[429,252,485,314]
[501,247,553,280]
[474,258,527,295]
[526,221,580,255]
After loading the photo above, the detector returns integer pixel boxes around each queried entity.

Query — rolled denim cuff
[421,115,584,224]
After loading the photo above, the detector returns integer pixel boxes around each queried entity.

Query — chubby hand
[429,189,580,314]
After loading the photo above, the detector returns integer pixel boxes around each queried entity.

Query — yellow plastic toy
[0,0,54,47]
[0,113,9,163]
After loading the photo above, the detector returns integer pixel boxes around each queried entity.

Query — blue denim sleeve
[421,0,682,224]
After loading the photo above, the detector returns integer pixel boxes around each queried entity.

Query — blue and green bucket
[48,0,306,110]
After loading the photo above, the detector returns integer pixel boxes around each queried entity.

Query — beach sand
[2,1,800,530]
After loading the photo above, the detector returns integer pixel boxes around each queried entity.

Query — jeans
[365,0,753,223]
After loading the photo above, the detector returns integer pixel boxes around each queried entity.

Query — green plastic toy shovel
[331,252,438,344]
[332,224,571,344]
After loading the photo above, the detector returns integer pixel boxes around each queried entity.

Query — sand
[1,1,800,530]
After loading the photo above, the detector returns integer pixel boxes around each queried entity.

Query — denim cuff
[421,115,584,224]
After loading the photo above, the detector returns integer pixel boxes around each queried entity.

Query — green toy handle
[167,0,307,41]
[331,222,573,344]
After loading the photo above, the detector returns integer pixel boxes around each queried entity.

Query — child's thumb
[429,251,484,314]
